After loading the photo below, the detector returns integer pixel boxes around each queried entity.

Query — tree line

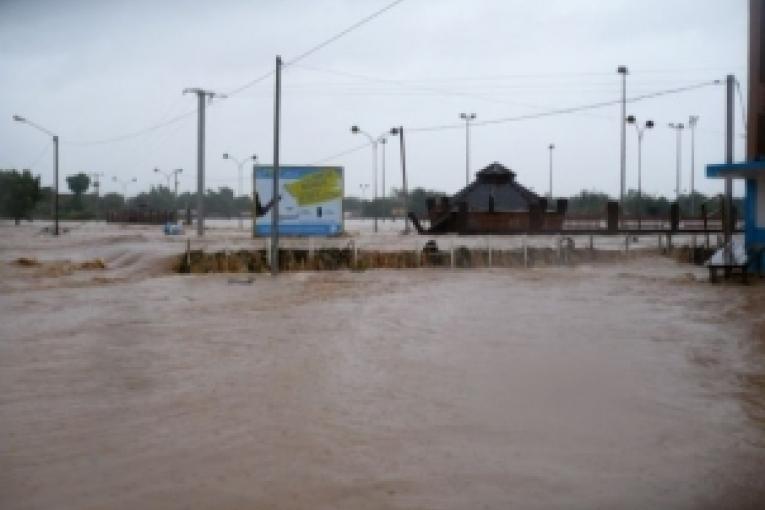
[0,168,742,224]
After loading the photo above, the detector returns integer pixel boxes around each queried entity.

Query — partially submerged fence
[175,232,728,274]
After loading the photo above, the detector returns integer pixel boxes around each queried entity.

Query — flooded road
[1,253,765,508]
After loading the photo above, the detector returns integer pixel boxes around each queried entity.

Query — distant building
[409,162,567,234]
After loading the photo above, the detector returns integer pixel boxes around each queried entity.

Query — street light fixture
[548,143,555,201]
[626,115,654,230]
[459,112,477,186]
[668,122,685,200]
[12,114,59,235]
[222,153,257,229]
[617,66,628,209]
[688,115,699,214]
[389,126,410,234]
[154,167,183,195]
[350,126,387,233]
[113,176,138,197]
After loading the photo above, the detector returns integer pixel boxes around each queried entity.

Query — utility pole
[688,115,699,215]
[617,66,628,208]
[183,87,225,237]
[724,74,734,255]
[271,55,282,275]
[90,172,104,196]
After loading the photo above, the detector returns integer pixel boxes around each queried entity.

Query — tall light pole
[617,66,628,209]
[154,167,183,195]
[350,125,386,233]
[548,143,555,201]
[460,112,477,186]
[626,115,654,230]
[183,87,226,237]
[112,176,137,197]
[12,115,59,235]
[668,122,685,200]
[688,115,699,215]
[380,136,387,204]
[390,126,410,234]
[223,153,257,230]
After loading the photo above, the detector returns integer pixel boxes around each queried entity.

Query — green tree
[66,172,90,210]
[0,169,43,224]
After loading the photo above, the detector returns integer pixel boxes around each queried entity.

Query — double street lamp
[350,126,387,233]
[113,176,137,196]
[626,115,654,230]
[668,122,685,200]
[12,114,59,235]
[222,153,258,230]
[154,167,183,195]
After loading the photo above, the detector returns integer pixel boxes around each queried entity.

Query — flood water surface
[1,256,764,509]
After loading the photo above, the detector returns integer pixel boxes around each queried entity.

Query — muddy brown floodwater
[1,227,765,508]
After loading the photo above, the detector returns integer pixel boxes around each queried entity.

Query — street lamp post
[668,122,685,200]
[154,167,183,195]
[626,115,654,230]
[389,126,409,234]
[617,66,628,209]
[222,153,257,229]
[350,126,387,233]
[380,136,387,210]
[459,113,477,186]
[12,115,59,235]
[688,115,699,215]
[113,176,137,197]
[548,143,555,201]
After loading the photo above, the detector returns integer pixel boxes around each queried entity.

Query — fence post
[450,238,455,269]
[487,236,492,268]
[523,236,528,268]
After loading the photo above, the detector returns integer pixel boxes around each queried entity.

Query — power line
[306,78,724,164]
[284,0,406,66]
[24,140,52,170]
[57,0,406,147]
[310,140,372,165]
[62,109,198,146]
[408,79,723,133]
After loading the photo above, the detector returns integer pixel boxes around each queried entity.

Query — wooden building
[409,162,567,234]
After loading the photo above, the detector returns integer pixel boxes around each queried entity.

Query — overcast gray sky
[0,0,750,199]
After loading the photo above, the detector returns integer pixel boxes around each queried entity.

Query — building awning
[706,160,765,179]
